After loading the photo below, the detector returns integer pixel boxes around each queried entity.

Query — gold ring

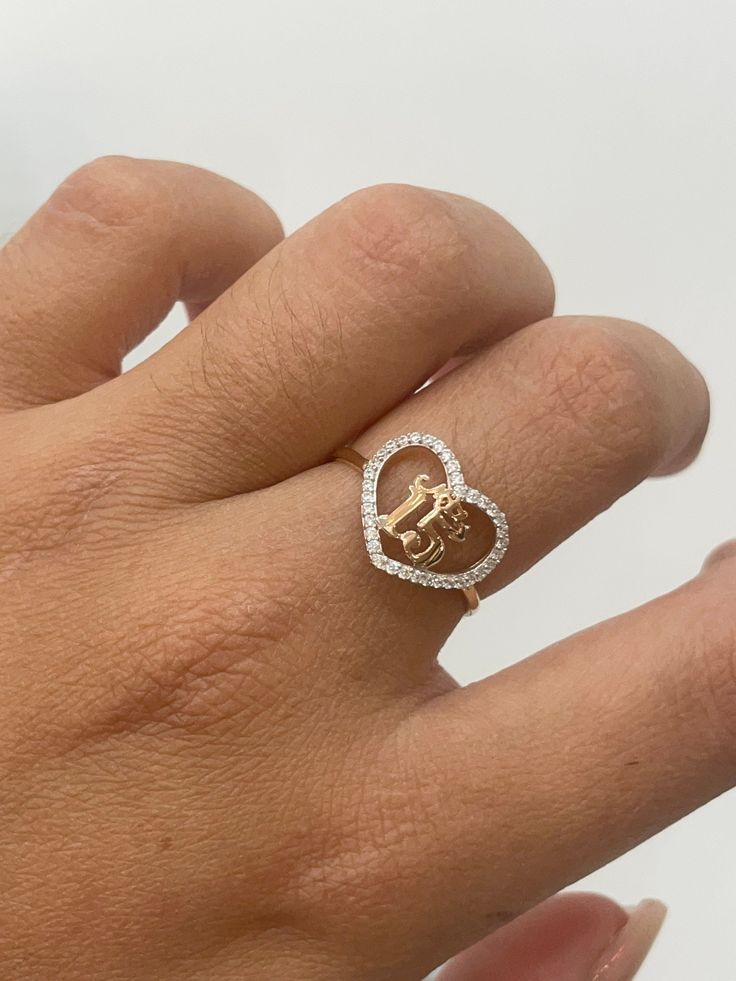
[334,433,509,617]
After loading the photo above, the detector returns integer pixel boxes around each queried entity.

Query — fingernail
[590,899,667,980]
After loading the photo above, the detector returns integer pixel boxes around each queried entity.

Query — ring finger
[92,182,554,502]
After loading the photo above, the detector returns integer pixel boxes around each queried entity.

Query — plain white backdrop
[3,1,735,977]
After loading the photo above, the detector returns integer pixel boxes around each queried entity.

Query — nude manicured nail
[590,899,667,980]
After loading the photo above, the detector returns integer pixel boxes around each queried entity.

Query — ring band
[334,432,509,616]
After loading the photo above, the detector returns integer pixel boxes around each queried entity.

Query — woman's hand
[0,157,725,980]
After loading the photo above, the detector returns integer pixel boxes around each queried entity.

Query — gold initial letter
[378,476,470,569]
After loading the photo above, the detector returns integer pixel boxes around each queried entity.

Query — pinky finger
[436,894,665,981]
[0,156,282,408]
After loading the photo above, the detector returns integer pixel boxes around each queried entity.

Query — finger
[702,537,736,571]
[437,894,664,981]
[97,182,553,500]
[0,156,282,408]
[315,315,708,654]
[393,547,732,968]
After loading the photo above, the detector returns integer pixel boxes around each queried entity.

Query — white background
[2,1,735,977]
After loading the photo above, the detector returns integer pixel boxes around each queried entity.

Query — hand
[0,157,725,981]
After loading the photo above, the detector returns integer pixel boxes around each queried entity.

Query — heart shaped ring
[334,433,509,615]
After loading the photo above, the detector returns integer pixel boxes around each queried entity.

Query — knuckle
[49,155,163,230]
[338,182,469,278]
[335,183,555,333]
[540,316,666,472]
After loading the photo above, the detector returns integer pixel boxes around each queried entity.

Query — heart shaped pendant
[360,433,509,590]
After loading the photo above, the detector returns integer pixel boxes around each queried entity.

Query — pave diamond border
[360,433,509,589]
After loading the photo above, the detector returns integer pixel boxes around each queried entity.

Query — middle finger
[286,313,709,663]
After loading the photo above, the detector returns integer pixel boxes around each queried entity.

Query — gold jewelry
[334,433,509,616]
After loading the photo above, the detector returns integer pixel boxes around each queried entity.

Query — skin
[0,156,730,980]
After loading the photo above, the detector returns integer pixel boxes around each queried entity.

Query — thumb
[436,892,666,981]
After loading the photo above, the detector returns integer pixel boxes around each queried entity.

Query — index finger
[383,546,736,969]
